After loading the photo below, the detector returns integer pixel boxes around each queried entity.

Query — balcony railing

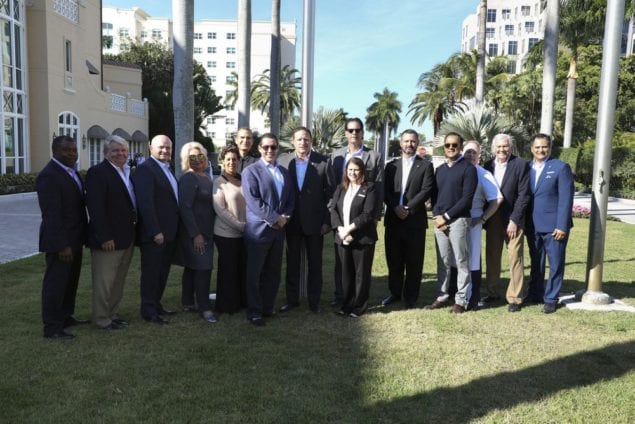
[109,93,147,117]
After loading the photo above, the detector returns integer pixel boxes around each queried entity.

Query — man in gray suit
[278,127,334,313]
[328,118,383,305]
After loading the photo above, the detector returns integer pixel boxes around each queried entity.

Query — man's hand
[193,234,206,255]
[153,233,165,245]
[320,224,332,235]
[101,240,115,252]
[58,246,73,262]
[276,215,289,228]
[552,228,567,241]
[506,221,518,239]
[394,205,409,220]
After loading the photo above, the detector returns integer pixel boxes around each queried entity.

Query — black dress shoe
[44,330,75,340]
[279,303,299,313]
[381,294,401,306]
[424,300,448,310]
[249,317,266,327]
[64,317,90,328]
[144,315,169,325]
[481,295,501,304]
[99,322,125,330]
[112,319,129,326]
[543,303,557,314]
[508,303,522,313]
[309,304,321,313]
[329,298,342,307]
[158,308,177,316]
[404,302,416,310]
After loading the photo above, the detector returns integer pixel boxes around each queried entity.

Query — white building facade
[102,6,297,148]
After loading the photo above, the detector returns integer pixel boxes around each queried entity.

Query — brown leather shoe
[424,300,448,310]
[450,304,465,314]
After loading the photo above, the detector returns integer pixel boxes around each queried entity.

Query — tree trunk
[540,0,560,136]
[563,57,578,148]
[475,0,487,105]
[238,0,252,129]
[172,0,194,178]
[301,0,316,129]
[269,0,281,135]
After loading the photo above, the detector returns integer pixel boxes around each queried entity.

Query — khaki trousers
[91,245,134,328]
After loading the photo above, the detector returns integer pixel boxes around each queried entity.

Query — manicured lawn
[1,218,633,422]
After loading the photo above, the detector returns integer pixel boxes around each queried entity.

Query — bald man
[132,135,180,324]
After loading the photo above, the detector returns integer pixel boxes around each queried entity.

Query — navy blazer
[331,182,378,246]
[527,158,574,233]
[36,160,87,252]
[484,154,530,229]
[85,160,136,250]
[131,157,180,243]
[383,156,435,229]
[242,159,295,243]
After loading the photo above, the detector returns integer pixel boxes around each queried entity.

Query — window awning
[86,125,109,139]
[132,130,149,143]
[112,128,132,141]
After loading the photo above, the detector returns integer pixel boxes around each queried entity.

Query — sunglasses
[189,153,206,161]
[261,144,278,151]
[346,128,362,133]
[444,143,459,148]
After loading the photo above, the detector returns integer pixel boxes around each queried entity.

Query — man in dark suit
[328,118,383,305]
[236,127,258,172]
[483,133,531,312]
[36,135,89,340]
[382,129,435,309]
[131,134,180,325]
[526,133,574,314]
[85,135,137,330]
[277,127,333,313]
[242,133,295,326]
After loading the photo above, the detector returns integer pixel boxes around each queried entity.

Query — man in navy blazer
[242,133,294,326]
[85,135,137,330]
[36,135,88,340]
[131,135,180,324]
[526,133,574,314]
[382,129,435,309]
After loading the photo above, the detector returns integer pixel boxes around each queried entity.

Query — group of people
[36,118,574,339]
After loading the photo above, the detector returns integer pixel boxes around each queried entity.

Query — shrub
[0,172,38,195]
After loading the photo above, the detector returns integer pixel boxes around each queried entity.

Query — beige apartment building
[0,0,148,175]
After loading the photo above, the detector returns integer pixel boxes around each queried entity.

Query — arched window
[57,111,80,166]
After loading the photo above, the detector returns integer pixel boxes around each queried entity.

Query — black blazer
[484,154,530,229]
[278,150,334,235]
[383,156,435,229]
[85,160,137,250]
[35,160,87,252]
[131,157,180,243]
[330,182,378,246]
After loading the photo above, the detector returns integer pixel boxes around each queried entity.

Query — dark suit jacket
[383,156,435,229]
[85,160,136,250]
[131,157,180,243]
[36,160,87,252]
[329,145,384,217]
[278,150,334,235]
[527,158,574,233]
[484,154,530,229]
[242,159,295,243]
[331,183,378,246]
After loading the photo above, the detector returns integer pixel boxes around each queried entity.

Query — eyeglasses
[261,144,278,151]
[189,153,206,161]
[346,128,362,134]
[444,143,459,148]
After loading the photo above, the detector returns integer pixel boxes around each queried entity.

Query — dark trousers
[139,240,176,318]
[181,268,212,312]
[385,225,426,304]
[285,230,323,308]
[245,237,284,319]
[214,235,247,313]
[42,247,83,336]
[338,243,375,316]
[527,230,568,304]
[333,241,343,302]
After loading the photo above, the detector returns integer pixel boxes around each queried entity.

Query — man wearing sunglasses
[242,133,295,326]
[426,132,477,314]
[328,118,383,306]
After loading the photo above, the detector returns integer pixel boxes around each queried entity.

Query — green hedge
[0,172,37,195]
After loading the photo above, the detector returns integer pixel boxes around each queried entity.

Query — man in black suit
[382,130,435,309]
[328,118,383,305]
[36,135,89,340]
[277,127,333,313]
[131,134,180,325]
[236,127,258,172]
[85,135,137,330]
[483,133,530,312]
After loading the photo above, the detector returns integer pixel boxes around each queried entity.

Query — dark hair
[341,156,367,190]
[52,134,75,152]
[400,129,419,141]
[292,126,312,139]
[219,145,240,161]
[345,117,364,132]
[444,132,464,145]
[532,133,552,148]
[259,132,279,145]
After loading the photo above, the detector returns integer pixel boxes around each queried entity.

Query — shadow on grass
[362,340,635,422]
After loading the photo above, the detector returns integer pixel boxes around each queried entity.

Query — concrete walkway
[573,192,635,224]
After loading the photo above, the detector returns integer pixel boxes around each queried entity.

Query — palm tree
[311,107,347,153]
[251,65,301,127]
[269,0,281,135]
[560,0,605,147]
[475,0,487,105]
[365,88,402,139]
[540,0,561,135]
[224,71,239,108]
[237,0,251,127]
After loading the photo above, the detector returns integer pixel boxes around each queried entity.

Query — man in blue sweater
[425,132,477,313]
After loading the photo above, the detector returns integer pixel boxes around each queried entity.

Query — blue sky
[104,1,477,139]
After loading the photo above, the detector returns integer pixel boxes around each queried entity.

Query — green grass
[1,218,634,423]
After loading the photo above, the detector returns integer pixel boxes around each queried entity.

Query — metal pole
[540,0,560,135]
[582,0,625,305]
[301,0,315,129]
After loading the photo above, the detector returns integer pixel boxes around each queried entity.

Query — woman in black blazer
[330,157,378,317]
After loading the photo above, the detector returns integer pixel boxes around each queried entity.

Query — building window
[486,9,496,23]
[208,32,216,39]
[194,47,202,54]
[207,61,216,68]
[226,75,236,83]
[89,138,103,167]
[521,5,531,16]
[486,28,495,39]
[502,8,511,19]
[152,29,162,40]
[226,32,236,40]
[528,38,539,50]
[226,118,235,125]
[57,112,80,166]
[194,32,202,40]
[226,62,236,69]
[508,40,518,55]
[64,40,72,73]
[505,25,514,36]
[206,117,213,124]
[507,61,517,74]
[226,47,236,54]
[488,43,498,57]
[225,104,235,111]
[119,28,129,38]
[208,46,216,54]
[208,75,216,83]
[525,21,535,33]
[140,30,147,39]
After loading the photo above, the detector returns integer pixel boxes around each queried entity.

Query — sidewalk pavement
[1,191,634,265]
